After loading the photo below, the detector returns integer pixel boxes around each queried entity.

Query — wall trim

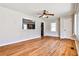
[0,36,40,47]
[0,36,59,47]
[60,37,74,40]
[0,35,75,47]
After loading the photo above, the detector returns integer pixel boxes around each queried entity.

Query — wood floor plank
[0,36,78,56]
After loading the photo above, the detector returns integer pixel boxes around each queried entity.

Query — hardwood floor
[0,36,78,56]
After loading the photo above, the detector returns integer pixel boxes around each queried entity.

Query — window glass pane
[24,24,27,30]
[51,23,56,32]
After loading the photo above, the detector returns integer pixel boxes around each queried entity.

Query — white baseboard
[0,35,74,47]
[0,36,40,47]
[60,35,74,40]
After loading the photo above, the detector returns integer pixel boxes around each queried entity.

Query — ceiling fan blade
[39,10,54,18]
[45,14,54,16]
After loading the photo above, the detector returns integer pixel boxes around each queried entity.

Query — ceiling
[0,3,74,18]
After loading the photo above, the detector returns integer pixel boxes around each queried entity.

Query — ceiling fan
[39,10,54,18]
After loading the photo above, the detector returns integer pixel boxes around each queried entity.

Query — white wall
[77,12,79,36]
[44,16,73,38]
[0,5,75,46]
[75,11,79,40]
[60,16,73,38]
[74,4,79,40]
[0,6,44,46]
[44,18,58,37]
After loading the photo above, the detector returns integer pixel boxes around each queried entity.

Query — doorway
[41,22,44,37]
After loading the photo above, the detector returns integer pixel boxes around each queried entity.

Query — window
[23,24,27,30]
[51,23,56,32]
